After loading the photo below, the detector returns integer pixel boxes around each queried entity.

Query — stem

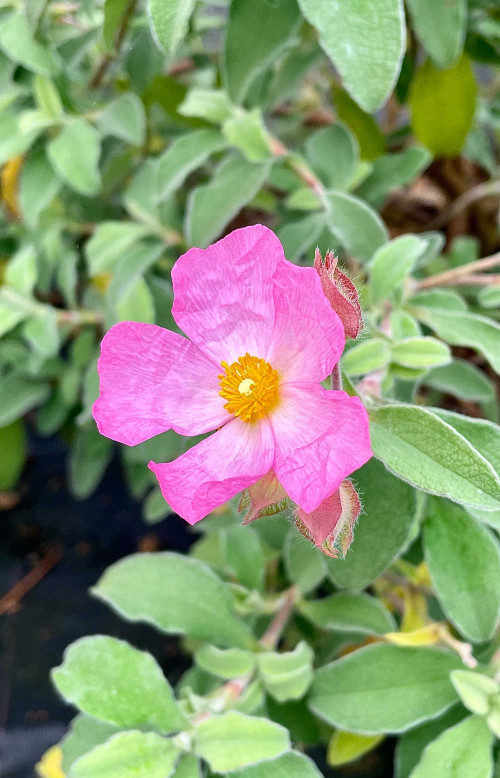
[0,548,61,615]
[415,251,500,290]
[259,586,300,650]
[268,136,326,198]
[425,180,500,230]
[89,0,137,89]
[331,363,342,391]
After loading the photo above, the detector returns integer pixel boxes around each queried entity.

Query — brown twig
[0,547,62,615]
[425,180,500,230]
[89,0,137,89]
[259,586,300,650]
[415,251,500,290]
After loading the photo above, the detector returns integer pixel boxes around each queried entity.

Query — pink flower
[93,225,372,525]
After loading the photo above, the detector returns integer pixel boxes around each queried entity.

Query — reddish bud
[314,248,363,340]
[294,478,361,558]
[239,469,289,524]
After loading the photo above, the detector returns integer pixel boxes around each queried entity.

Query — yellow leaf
[385,624,441,646]
[36,746,65,778]
[1,155,23,219]
[401,589,427,632]
[327,729,384,766]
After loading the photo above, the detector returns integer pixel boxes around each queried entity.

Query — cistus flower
[93,225,372,527]
[314,248,363,340]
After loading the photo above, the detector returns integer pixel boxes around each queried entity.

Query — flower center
[218,353,279,423]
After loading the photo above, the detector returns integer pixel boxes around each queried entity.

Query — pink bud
[294,478,361,558]
[314,248,363,340]
[239,469,289,524]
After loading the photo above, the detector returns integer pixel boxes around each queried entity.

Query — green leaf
[0,291,30,338]
[333,86,384,161]
[341,339,391,376]
[33,74,63,118]
[229,752,323,778]
[93,552,254,648]
[370,234,427,304]
[52,635,185,733]
[409,289,467,311]
[276,213,325,262]
[305,124,359,190]
[61,715,120,774]
[71,731,180,778]
[179,88,235,124]
[424,499,500,642]
[0,12,56,75]
[390,338,451,369]
[20,148,61,228]
[195,645,255,680]
[410,306,500,374]
[395,707,466,778]
[409,715,493,778]
[327,458,417,589]
[299,592,396,635]
[147,0,196,54]
[173,755,200,778]
[0,420,26,490]
[356,148,431,208]
[69,423,113,500]
[328,730,384,767]
[223,0,301,104]
[185,154,270,248]
[478,284,500,309]
[451,670,498,715]
[48,119,101,196]
[193,712,290,772]
[102,0,130,50]
[409,56,477,157]
[324,191,388,263]
[424,359,496,403]
[298,0,405,112]
[406,0,467,69]
[108,243,162,324]
[143,486,170,524]
[0,374,50,427]
[85,221,152,275]
[97,93,146,146]
[0,111,40,165]
[283,528,326,594]
[5,245,37,296]
[224,525,265,591]
[23,308,60,358]
[309,644,461,734]
[369,404,500,511]
[258,642,314,702]
[223,109,271,162]
[157,129,225,202]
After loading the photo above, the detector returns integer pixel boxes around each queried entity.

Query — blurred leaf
[0,12,57,75]
[20,149,61,228]
[0,419,26,489]
[406,0,467,69]
[147,0,196,55]
[451,670,498,715]
[224,525,265,592]
[194,712,289,772]
[23,308,60,358]
[85,221,152,275]
[157,129,225,202]
[342,339,391,375]
[409,715,492,778]
[52,635,186,732]
[185,154,270,248]
[71,731,180,778]
[356,148,431,208]
[179,88,235,123]
[5,245,37,296]
[395,707,466,778]
[324,191,388,262]
[305,124,359,190]
[283,527,326,594]
[333,86,384,160]
[299,592,396,635]
[61,715,121,776]
[258,642,313,702]
[48,119,101,196]
[328,730,384,767]
[276,213,325,262]
[327,458,416,589]
[223,109,271,162]
[69,423,113,499]
[33,74,63,119]
[195,645,255,680]
[424,359,496,403]
[103,0,132,52]
[229,752,323,778]
[409,56,477,156]
[478,284,500,309]
[0,374,50,426]
[390,338,451,369]
[424,499,500,641]
[309,644,461,733]
[143,485,170,524]
[370,234,427,304]
[93,552,254,648]
[97,93,146,146]
[370,404,500,511]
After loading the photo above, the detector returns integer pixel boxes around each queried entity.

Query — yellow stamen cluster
[219,353,279,423]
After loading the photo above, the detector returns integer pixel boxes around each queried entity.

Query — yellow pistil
[219,353,279,423]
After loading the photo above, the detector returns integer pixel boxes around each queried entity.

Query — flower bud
[314,248,363,340]
[294,478,361,557]
[239,469,289,524]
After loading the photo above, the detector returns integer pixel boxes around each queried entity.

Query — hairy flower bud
[295,478,361,557]
[314,248,363,340]
[239,469,289,523]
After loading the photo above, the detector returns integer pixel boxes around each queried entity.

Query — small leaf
[409,716,493,778]
[224,525,266,592]
[179,89,235,124]
[5,245,37,296]
[61,715,121,775]
[20,148,61,228]
[223,109,271,162]
[0,12,56,75]
[229,751,323,778]
[97,93,146,146]
[406,0,467,69]
[194,712,290,772]
[157,129,225,202]
[71,731,180,778]
[333,85,384,161]
[390,338,451,369]
[424,359,496,403]
[147,0,196,55]
[48,119,101,196]
[309,644,461,734]
[0,374,50,427]
[0,420,26,490]
[297,0,405,112]
[370,234,427,303]
[195,645,255,680]
[342,339,391,376]
[356,148,431,208]
[451,670,498,715]
[324,190,388,263]
[85,221,152,275]
[93,552,253,648]
[283,528,326,594]
[257,642,314,702]
[69,423,113,500]
[328,730,384,767]
[299,592,396,635]
[305,124,359,190]
[52,635,186,732]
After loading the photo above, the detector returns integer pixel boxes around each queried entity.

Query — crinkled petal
[172,225,285,365]
[266,262,345,383]
[270,384,372,514]
[149,417,274,524]
[93,321,230,445]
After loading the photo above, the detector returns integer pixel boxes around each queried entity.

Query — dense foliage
[1,0,499,775]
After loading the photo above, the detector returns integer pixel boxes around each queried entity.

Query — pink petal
[266,261,345,383]
[149,418,274,524]
[270,383,372,514]
[172,225,285,365]
[93,321,231,445]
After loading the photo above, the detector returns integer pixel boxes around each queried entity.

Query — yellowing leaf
[328,730,384,766]
[401,589,428,632]
[36,746,65,778]
[1,154,23,218]
[385,624,441,646]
